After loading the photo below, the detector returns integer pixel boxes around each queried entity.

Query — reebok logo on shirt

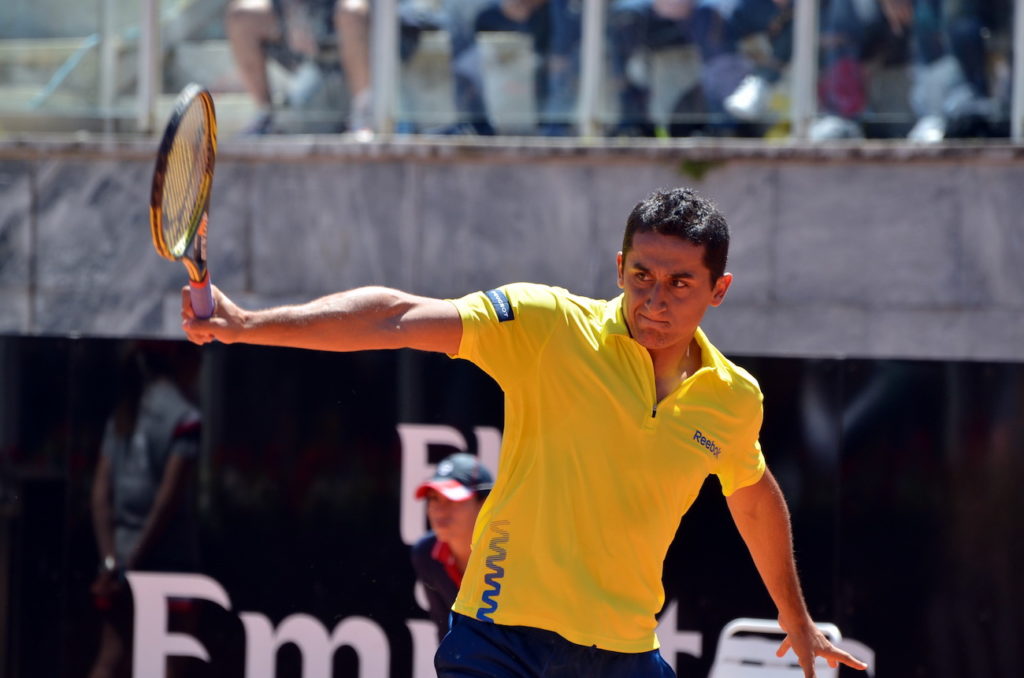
[485,289,514,322]
[693,430,722,458]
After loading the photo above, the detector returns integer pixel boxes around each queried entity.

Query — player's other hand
[181,285,243,345]
[777,618,869,677]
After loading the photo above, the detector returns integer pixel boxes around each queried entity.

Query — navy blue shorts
[435,613,677,678]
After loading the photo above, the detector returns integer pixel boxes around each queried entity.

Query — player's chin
[633,330,673,350]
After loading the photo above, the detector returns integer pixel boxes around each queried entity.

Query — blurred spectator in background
[226,0,340,134]
[445,0,581,135]
[606,0,696,137]
[607,0,872,137]
[704,0,1012,140]
[694,0,880,139]
[335,0,375,135]
[88,342,201,678]
[693,0,795,132]
[334,0,449,136]
[227,0,445,135]
[880,0,1010,141]
[410,453,492,641]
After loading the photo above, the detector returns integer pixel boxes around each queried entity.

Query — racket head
[149,83,217,271]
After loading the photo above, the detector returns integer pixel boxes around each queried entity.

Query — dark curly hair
[622,188,730,285]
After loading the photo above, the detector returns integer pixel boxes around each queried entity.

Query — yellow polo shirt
[449,283,766,653]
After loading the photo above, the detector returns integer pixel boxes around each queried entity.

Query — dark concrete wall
[2,138,1022,361]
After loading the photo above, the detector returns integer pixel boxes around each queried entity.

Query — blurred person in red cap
[411,453,493,642]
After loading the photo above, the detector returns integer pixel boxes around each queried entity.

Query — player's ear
[616,252,625,289]
[710,272,733,306]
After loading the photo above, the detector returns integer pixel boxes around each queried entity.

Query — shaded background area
[0,334,1021,677]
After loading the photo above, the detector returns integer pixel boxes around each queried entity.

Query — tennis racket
[149,83,218,318]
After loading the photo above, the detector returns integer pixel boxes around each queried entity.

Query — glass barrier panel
[0,0,114,133]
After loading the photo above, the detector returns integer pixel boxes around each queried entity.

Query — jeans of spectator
[607,0,693,126]
[911,0,989,95]
[476,2,552,122]
[446,0,492,125]
[399,3,448,60]
[542,0,582,126]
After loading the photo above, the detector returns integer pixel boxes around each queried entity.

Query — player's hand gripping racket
[149,83,217,318]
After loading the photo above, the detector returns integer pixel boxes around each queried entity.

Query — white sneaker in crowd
[348,89,374,141]
[808,115,864,140]
[907,114,946,143]
[724,75,771,121]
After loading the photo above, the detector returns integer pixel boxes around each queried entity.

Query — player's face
[617,231,732,353]
[425,489,483,550]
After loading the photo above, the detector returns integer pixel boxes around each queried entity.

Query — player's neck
[649,337,701,400]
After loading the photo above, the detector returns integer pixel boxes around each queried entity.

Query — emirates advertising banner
[2,337,1021,678]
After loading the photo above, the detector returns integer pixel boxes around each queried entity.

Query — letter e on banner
[127,572,232,678]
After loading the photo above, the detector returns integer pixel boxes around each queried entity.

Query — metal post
[100,0,118,132]
[137,0,160,134]
[578,0,606,138]
[371,0,399,135]
[789,0,819,139]
[1013,0,1023,141]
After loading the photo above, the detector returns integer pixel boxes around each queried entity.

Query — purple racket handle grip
[189,274,215,319]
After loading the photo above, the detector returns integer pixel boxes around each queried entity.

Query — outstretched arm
[726,469,868,677]
[181,285,463,354]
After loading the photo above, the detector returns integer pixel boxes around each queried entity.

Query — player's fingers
[180,286,196,320]
[826,646,868,670]
[181,318,209,345]
[776,637,792,657]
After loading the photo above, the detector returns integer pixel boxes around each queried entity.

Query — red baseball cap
[415,453,493,502]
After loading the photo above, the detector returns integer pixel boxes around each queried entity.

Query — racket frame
[149,83,218,317]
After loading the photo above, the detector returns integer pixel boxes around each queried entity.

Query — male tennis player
[182,187,867,677]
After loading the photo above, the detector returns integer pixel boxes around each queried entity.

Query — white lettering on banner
[398,423,502,546]
[241,613,389,678]
[656,600,703,673]
[405,619,439,678]
[126,573,390,678]
[127,572,230,678]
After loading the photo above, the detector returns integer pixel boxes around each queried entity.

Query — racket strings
[161,104,212,257]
